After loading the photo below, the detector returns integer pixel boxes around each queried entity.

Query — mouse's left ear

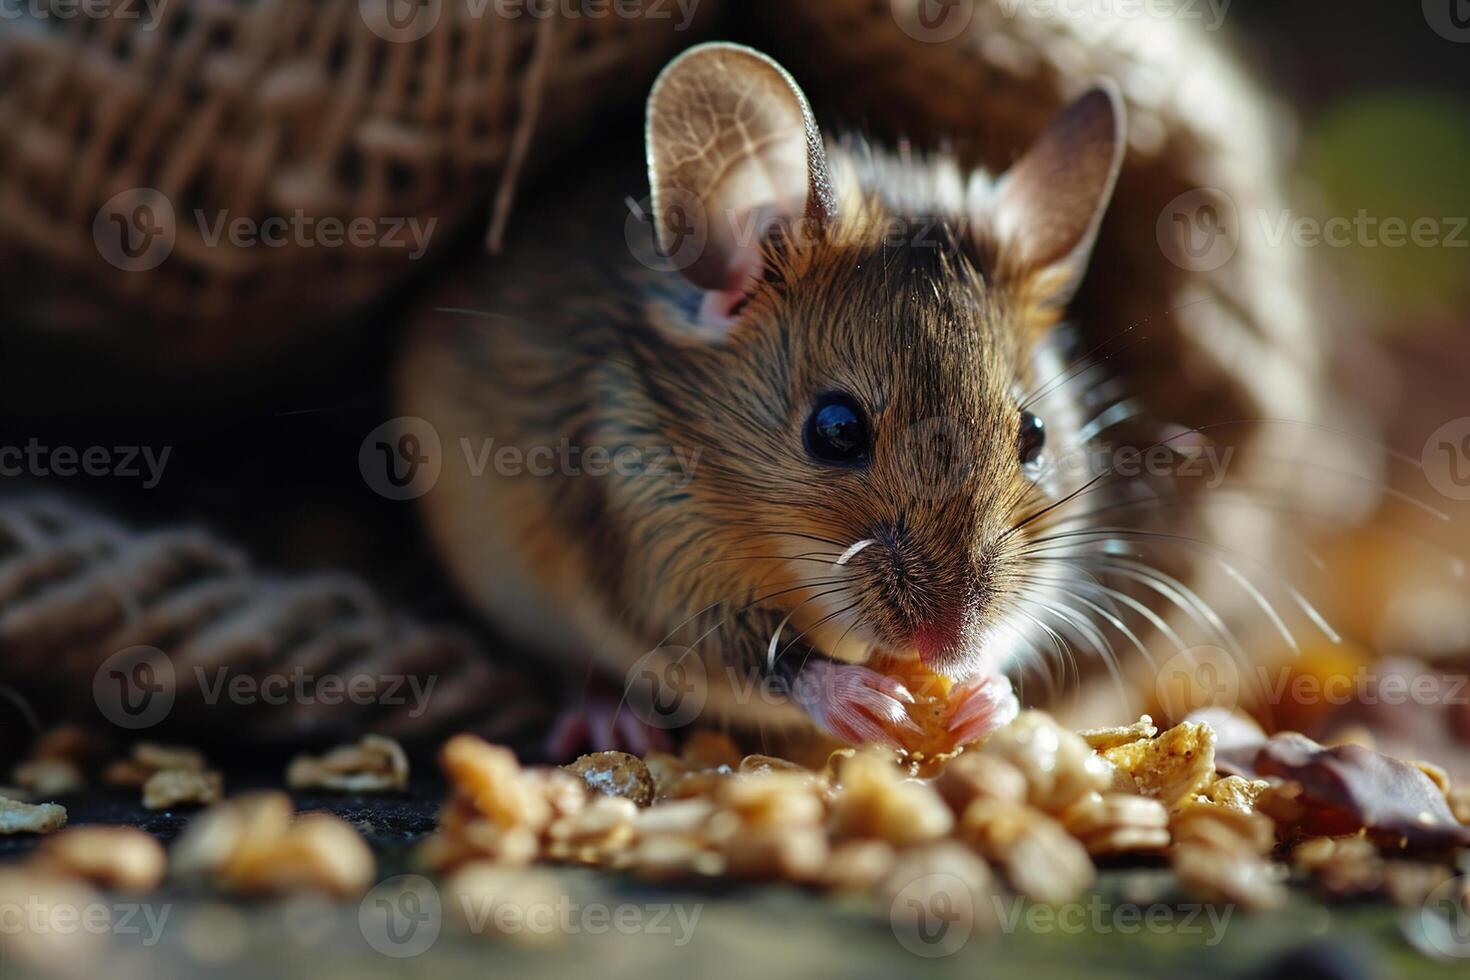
[645,42,837,326]
[984,83,1126,318]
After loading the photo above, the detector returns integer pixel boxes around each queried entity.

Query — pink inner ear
[693,237,767,337]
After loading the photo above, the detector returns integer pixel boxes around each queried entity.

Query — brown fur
[398,138,1098,734]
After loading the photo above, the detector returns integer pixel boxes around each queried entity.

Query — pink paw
[946,673,1020,746]
[792,661,921,747]
[545,698,673,762]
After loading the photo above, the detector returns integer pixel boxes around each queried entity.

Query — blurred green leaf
[1302,93,1470,323]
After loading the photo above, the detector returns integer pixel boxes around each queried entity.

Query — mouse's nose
[910,614,965,664]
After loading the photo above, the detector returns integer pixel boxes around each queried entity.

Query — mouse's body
[400,44,1129,749]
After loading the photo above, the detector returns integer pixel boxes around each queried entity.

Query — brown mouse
[398,42,1126,753]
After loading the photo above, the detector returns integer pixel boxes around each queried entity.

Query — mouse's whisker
[1018,601,1082,693]
[1018,526,1336,650]
[1024,580,1157,673]
[1035,573,1188,657]
[1016,589,1125,688]
[1018,321,1139,412]
[991,619,1057,704]
[1044,598,1137,710]
[1055,553,1240,655]
[779,601,865,679]
[833,538,878,567]
[1030,551,1270,701]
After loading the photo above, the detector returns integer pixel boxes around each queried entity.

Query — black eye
[1018,411,1045,466]
[805,393,870,466]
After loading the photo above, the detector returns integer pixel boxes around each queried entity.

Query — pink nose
[911,617,962,663]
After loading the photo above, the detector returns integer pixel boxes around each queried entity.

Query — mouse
[397,41,1127,755]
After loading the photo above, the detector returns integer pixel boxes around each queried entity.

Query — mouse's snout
[853,521,998,675]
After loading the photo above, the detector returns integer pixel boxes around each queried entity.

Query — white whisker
[833,538,877,567]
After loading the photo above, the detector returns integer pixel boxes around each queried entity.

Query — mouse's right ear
[646,43,837,303]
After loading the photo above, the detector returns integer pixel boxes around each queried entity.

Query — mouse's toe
[946,673,1021,746]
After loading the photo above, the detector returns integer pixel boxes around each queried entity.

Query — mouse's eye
[1018,411,1045,467]
[805,393,870,466]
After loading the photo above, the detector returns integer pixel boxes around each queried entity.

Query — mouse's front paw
[545,697,673,762]
[792,661,922,747]
[945,673,1021,746]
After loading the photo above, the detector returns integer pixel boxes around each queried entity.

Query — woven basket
[0,0,717,362]
[0,494,546,746]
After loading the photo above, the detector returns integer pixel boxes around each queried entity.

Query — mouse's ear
[646,42,837,297]
[986,84,1126,315]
